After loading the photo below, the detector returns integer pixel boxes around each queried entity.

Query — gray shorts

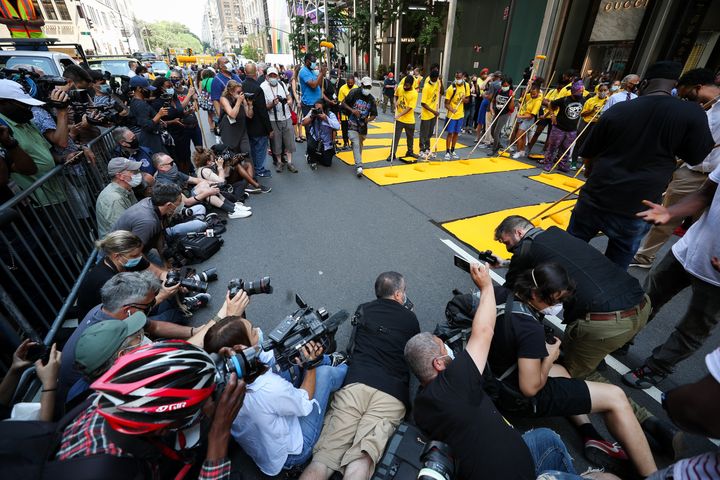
[270,118,296,154]
[519,117,535,130]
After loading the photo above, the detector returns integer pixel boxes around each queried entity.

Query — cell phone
[453,255,472,273]
[26,342,49,365]
[477,250,498,264]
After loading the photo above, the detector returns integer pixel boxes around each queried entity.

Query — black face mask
[5,105,34,124]
[141,89,151,99]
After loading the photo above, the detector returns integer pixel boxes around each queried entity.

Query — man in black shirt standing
[568,61,714,270]
[544,80,586,172]
[301,272,420,480]
[242,62,274,178]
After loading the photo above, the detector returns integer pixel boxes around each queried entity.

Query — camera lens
[197,267,218,283]
[242,276,273,296]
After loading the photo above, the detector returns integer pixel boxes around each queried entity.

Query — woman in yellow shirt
[337,76,358,150]
[511,83,543,158]
[570,83,609,169]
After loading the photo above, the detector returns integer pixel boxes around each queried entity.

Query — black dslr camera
[67,88,93,124]
[210,345,263,395]
[276,95,288,105]
[227,277,273,297]
[262,294,348,371]
[165,268,216,293]
[417,441,455,480]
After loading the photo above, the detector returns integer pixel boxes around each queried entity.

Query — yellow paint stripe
[528,173,585,192]
[366,121,397,134]
[363,157,533,186]
[337,140,468,165]
[441,200,577,259]
[362,137,466,150]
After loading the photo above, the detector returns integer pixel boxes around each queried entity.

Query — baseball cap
[0,79,44,106]
[360,76,372,87]
[129,76,156,90]
[75,313,147,375]
[387,72,394,78]
[107,157,142,176]
[266,66,279,76]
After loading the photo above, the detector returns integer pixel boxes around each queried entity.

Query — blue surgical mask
[123,256,142,268]
[165,88,175,96]
[99,84,111,94]
[310,62,317,69]
[444,343,456,361]
[540,303,563,317]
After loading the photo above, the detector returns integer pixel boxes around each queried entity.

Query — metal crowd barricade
[0,127,118,397]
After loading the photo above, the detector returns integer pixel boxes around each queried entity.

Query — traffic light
[88,18,94,29]
[187,48,193,56]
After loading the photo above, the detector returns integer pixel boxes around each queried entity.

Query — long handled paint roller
[319,40,335,100]
[429,76,444,160]
[539,203,576,224]
[384,116,400,177]
[544,107,602,174]
[464,77,526,160]
[497,116,543,157]
[528,184,582,226]
[507,54,546,142]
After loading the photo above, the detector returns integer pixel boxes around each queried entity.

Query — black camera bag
[371,422,427,480]
[179,234,223,264]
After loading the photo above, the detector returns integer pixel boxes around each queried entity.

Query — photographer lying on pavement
[57,271,209,415]
[405,263,599,479]
[153,152,251,219]
[204,315,347,476]
[486,263,656,478]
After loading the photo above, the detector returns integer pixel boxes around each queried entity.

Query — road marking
[441,238,666,405]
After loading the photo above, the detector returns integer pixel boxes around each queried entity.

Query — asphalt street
[190,103,718,475]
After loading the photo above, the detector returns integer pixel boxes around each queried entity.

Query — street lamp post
[369,0,374,78]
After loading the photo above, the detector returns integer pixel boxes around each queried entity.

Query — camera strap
[346,304,367,358]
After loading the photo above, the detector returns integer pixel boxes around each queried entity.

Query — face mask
[501,86,510,92]
[540,303,563,317]
[598,92,608,99]
[443,343,456,361]
[268,78,278,86]
[310,62,317,69]
[455,79,464,85]
[141,89,151,98]
[362,88,371,96]
[123,255,143,268]
[330,78,337,84]
[610,85,619,92]
[128,172,142,188]
[140,335,152,347]
[627,84,637,92]
[5,106,34,124]
[99,84,112,94]
[165,88,175,96]
[126,137,140,150]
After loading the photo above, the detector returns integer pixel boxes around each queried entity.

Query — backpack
[164,233,224,267]
[0,399,150,480]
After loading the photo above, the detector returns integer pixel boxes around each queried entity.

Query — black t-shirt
[383,78,396,94]
[505,227,645,321]
[241,78,272,138]
[414,350,535,480]
[343,89,377,134]
[75,257,150,319]
[551,95,585,132]
[578,95,714,216]
[488,287,547,389]
[343,298,420,406]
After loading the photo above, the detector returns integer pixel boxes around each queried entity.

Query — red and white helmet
[91,340,216,435]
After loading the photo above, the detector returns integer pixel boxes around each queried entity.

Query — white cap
[266,66,279,76]
[360,76,372,87]
[0,79,44,106]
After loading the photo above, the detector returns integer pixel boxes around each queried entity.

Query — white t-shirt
[230,370,316,475]
[260,80,290,122]
[685,101,720,173]
[602,90,637,112]
[672,167,720,287]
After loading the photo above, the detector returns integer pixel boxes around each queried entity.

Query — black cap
[304,53,316,63]
[645,61,682,81]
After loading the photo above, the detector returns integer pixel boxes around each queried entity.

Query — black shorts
[532,377,592,418]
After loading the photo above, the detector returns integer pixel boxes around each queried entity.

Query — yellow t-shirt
[542,87,565,118]
[580,95,607,123]
[519,93,543,117]
[338,83,357,120]
[395,87,418,124]
[445,83,470,120]
[413,75,423,91]
[420,79,441,121]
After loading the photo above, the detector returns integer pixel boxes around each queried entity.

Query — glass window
[55,0,71,21]
[40,0,58,20]
[2,56,59,76]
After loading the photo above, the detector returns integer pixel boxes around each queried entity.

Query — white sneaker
[512,151,525,159]
[444,152,451,160]
[451,152,459,159]
[234,202,251,211]
[228,209,252,219]
[356,166,363,177]
[508,146,516,153]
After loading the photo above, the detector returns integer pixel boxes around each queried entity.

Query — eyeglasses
[124,298,156,314]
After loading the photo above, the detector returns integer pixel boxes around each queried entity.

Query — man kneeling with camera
[301,100,340,169]
[204,312,347,475]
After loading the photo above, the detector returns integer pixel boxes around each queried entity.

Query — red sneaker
[584,439,632,477]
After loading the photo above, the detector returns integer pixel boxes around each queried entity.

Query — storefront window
[40,0,58,20]
[55,0,72,21]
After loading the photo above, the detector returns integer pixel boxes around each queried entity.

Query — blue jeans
[523,428,579,477]
[283,363,348,468]
[249,135,270,175]
[567,198,652,270]
[149,298,185,324]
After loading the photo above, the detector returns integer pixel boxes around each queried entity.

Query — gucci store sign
[590,0,648,42]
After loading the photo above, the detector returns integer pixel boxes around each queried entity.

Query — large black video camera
[210,345,263,396]
[0,67,67,104]
[87,101,126,126]
[262,294,348,371]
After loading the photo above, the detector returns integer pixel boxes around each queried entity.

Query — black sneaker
[259,185,272,194]
[398,156,416,164]
[385,155,397,162]
[404,152,419,158]
[183,293,211,312]
[641,416,681,456]
[244,185,261,194]
[622,364,667,389]
[329,351,348,367]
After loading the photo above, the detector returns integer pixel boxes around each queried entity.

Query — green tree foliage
[241,43,261,62]
[141,21,203,53]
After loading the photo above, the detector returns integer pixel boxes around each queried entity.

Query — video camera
[67,88,93,124]
[227,276,273,297]
[210,345,263,397]
[262,294,348,371]
[0,67,67,104]
[87,101,126,126]
[418,441,455,480]
[165,267,218,292]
